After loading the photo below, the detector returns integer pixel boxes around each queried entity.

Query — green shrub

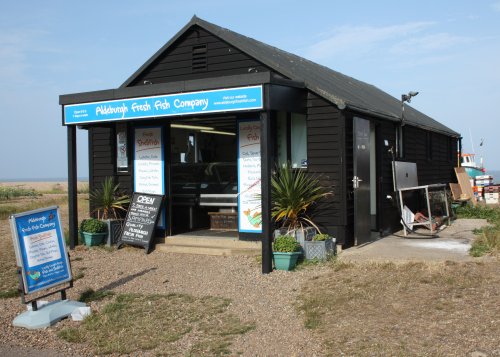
[273,235,301,253]
[0,186,40,200]
[456,205,500,222]
[312,233,331,241]
[80,218,107,233]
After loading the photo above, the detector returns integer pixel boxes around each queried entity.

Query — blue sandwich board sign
[64,85,263,125]
[10,206,72,295]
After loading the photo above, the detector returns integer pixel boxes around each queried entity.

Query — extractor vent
[192,45,207,72]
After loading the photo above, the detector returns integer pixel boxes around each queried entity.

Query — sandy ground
[0,184,495,356]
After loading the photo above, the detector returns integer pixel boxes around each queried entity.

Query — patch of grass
[295,255,334,270]
[58,328,85,343]
[0,186,40,201]
[38,183,66,194]
[73,270,85,281]
[0,289,18,299]
[456,204,500,222]
[297,261,500,355]
[0,196,68,220]
[470,225,500,257]
[456,205,500,256]
[58,293,254,356]
[77,184,89,194]
[78,288,114,303]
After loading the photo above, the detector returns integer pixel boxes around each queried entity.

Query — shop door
[353,117,371,245]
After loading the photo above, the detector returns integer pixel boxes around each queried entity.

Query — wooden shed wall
[376,121,401,234]
[404,126,458,185]
[88,126,132,217]
[129,26,272,86]
[306,93,347,244]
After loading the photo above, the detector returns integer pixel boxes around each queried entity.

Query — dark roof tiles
[122,15,459,137]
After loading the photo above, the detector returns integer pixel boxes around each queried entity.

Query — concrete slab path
[339,218,489,262]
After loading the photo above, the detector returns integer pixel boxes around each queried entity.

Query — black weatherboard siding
[128,26,272,87]
[88,126,132,216]
[306,93,347,244]
[404,125,458,185]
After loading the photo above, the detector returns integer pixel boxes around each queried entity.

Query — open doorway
[170,117,238,237]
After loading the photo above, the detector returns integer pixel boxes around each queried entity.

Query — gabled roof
[122,16,459,137]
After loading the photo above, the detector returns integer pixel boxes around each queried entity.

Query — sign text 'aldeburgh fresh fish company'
[64,86,263,125]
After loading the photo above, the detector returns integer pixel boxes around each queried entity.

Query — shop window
[276,112,308,168]
[192,45,207,72]
[116,124,128,172]
[291,114,307,168]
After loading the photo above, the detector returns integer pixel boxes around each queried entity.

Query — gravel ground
[0,245,326,356]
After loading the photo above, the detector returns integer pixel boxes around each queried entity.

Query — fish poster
[134,127,165,228]
[238,120,262,233]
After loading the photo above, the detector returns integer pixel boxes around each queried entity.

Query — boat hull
[464,167,484,178]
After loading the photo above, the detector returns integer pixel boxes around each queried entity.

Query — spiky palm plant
[271,162,332,232]
[89,177,130,220]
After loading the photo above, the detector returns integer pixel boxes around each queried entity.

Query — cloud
[0,29,45,83]
[304,22,434,61]
[390,33,474,55]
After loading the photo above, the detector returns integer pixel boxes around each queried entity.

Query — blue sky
[1,0,499,179]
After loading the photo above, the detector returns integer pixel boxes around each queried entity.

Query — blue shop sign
[64,85,263,125]
[10,207,72,294]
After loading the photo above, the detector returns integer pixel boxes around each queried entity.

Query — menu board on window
[238,120,262,233]
[134,127,165,228]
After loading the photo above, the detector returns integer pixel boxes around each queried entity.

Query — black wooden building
[60,16,460,272]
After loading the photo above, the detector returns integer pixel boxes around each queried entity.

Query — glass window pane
[116,124,128,172]
[291,113,307,168]
[276,111,287,165]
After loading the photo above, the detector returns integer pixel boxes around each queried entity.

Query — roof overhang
[60,72,306,126]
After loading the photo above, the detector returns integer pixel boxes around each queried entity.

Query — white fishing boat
[461,153,485,178]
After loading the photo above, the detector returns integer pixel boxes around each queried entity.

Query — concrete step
[157,236,261,256]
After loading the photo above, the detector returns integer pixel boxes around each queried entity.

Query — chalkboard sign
[118,193,164,253]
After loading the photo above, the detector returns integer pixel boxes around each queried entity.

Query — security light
[401,91,419,103]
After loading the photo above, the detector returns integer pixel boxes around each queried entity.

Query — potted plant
[89,176,130,245]
[304,233,336,260]
[271,162,332,248]
[273,235,302,271]
[80,218,108,246]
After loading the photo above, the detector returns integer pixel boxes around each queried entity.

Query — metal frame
[398,184,451,236]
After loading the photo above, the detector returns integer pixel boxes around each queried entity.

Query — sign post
[10,206,85,329]
[117,193,164,254]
